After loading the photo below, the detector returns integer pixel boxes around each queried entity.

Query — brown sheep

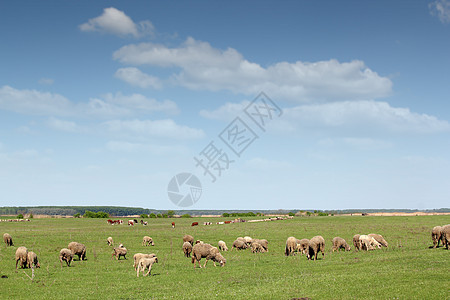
[107,237,113,246]
[133,253,157,271]
[332,237,351,252]
[285,236,298,256]
[15,246,28,271]
[442,224,450,249]
[368,234,388,247]
[142,236,155,246]
[68,242,87,261]
[136,257,158,277]
[112,247,127,260]
[27,251,40,268]
[231,239,248,251]
[218,240,228,251]
[183,242,193,257]
[296,239,310,255]
[183,234,194,245]
[3,233,13,246]
[431,226,443,248]
[307,236,325,260]
[352,234,361,251]
[252,239,268,252]
[191,243,226,268]
[250,242,266,253]
[59,248,73,268]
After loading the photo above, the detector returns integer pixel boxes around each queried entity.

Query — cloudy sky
[1,1,449,210]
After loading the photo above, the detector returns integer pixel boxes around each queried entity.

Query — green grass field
[1,215,449,299]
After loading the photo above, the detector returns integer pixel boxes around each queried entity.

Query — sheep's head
[154,257,158,263]
[36,262,41,268]
[345,244,351,251]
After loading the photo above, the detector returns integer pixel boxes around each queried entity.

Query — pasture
[0,215,449,299]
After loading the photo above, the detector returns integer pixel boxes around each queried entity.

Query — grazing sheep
[431,226,443,248]
[250,241,266,253]
[133,253,157,271]
[59,248,73,268]
[243,236,253,245]
[15,246,28,271]
[107,237,113,246]
[442,224,450,249]
[332,237,351,252]
[142,236,155,246]
[307,236,325,260]
[183,242,193,257]
[368,234,388,248]
[68,242,87,261]
[183,235,194,245]
[359,235,381,251]
[27,251,40,269]
[136,257,158,277]
[3,233,13,246]
[195,240,204,244]
[231,239,248,251]
[285,236,298,256]
[252,239,268,252]
[352,234,361,251]
[296,239,310,255]
[191,243,226,268]
[218,240,228,252]
[112,247,127,260]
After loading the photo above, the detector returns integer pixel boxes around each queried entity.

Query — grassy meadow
[0,215,449,299]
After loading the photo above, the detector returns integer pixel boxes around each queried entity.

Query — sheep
[252,239,268,252]
[15,246,28,271]
[107,237,113,246]
[359,235,381,251]
[332,237,351,252]
[296,239,310,255]
[307,236,325,260]
[191,243,226,268]
[183,241,193,257]
[133,253,157,271]
[285,236,298,256]
[231,239,248,251]
[59,248,74,268]
[250,241,266,253]
[136,257,158,277]
[3,233,13,246]
[431,226,443,248]
[352,234,361,251]
[183,234,194,245]
[218,240,228,252]
[112,247,127,260]
[442,224,450,249]
[243,236,253,245]
[368,234,388,248]
[195,240,204,244]
[68,242,87,261]
[27,251,40,269]
[142,236,155,246]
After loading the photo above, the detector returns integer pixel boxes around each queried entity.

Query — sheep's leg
[137,264,140,277]
[145,265,152,276]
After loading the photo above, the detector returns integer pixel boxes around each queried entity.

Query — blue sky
[1,1,449,210]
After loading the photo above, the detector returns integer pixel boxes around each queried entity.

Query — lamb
[442,224,450,249]
[431,226,443,248]
[250,241,266,253]
[107,237,113,246]
[218,240,228,251]
[27,251,40,268]
[231,239,248,251]
[136,257,158,277]
[142,236,155,246]
[133,253,157,271]
[352,234,361,251]
[307,236,325,260]
[15,246,28,271]
[68,242,87,261]
[285,236,298,256]
[183,242,193,257]
[191,243,226,268]
[252,239,268,252]
[296,239,310,255]
[359,235,381,251]
[112,247,127,260]
[332,237,351,252]
[183,234,194,245]
[59,248,74,268]
[368,234,388,247]
[3,233,13,246]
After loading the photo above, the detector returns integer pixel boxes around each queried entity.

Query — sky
[1,1,449,210]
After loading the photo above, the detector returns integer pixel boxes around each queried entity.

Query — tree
[222,213,230,217]
[167,210,175,217]
[17,214,24,219]
[74,213,81,218]
[149,213,156,218]
[181,214,191,218]
[288,212,295,217]
[140,214,148,218]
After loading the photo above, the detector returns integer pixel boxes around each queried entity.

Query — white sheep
[136,257,158,277]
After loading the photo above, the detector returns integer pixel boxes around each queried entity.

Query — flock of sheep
[3,222,449,277]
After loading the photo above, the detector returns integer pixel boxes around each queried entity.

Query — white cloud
[46,117,82,133]
[429,0,450,23]
[199,101,250,121]
[106,140,186,155]
[115,67,162,89]
[102,119,205,140]
[38,78,54,85]
[79,7,154,38]
[113,37,392,102]
[103,92,178,114]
